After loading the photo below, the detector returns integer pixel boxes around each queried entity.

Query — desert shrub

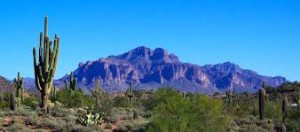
[264,101,281,123]
[133,89,144,99]
[0,92,10,109]
[0,101,9,109]
[226,102,254,118]
[56,89,94,108]
[285,108,300,131]
[104,123,112,129]
[43,117,66,131]
[116,124,129,131]
[24,116,39,126]
[13,106,37,117]
[67,125,104,132]
[23,96,39,110]
[9,122,29,132]
[148,88,229,132]
[63,114,78,124]
[104,115,119,124]
[113,96,131,108]
[93,93,113,116]
[122,118,149,131]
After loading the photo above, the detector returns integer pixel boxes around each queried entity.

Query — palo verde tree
[33,17,60,111]
[14,72,24,102]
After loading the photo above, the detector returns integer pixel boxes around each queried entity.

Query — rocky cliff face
[58,46,287,94]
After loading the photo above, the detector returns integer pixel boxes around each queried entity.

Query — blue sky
[0,0,299,81]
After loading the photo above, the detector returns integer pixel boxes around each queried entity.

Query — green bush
[23,96,39,110]
[148,88,229,132]
[104,123,112,129]
[264,101,281,122]
[56,89,94,108]
[0,101,9,109]
[93,93,113,116]
[24,116,39,126]
[113,96,131,108]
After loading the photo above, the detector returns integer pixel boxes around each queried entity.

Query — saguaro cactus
[298,89,300,113]
[90,79,104,107]
[14,72,24,101]
[259,88,266,120]
[282,95,288,123]
[0,91,3,102]
[10,92,16,111]
[69,72,77,96]
[226,90,233,105]
[51,86,57,101]
[33,17,60,111]
[126,82,134,101]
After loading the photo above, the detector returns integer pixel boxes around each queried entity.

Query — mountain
[23,78,37,91]
[58,46,287,94]
[0,76,13,91]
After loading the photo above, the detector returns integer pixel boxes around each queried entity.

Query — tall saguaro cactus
[126,82,134,101]
[33,17,60,110]
[69,72,77,96]
[259,88,266,120]
[51,86,57,101]
[90,79,104,106]
[282,95,288,124]
[298,88,300,113]
[225,90,233,105]
[10,92,16,111]
[14,72,24,101]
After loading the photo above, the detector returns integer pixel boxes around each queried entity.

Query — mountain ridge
[56,46,286,94]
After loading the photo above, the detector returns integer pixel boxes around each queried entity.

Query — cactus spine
[259,88,266,120]
[126,82,134,101]
[69,72,77,96]
[14,72,24,102]
[10,92,16,111]
[33,17,60,111]
[282,95,288,124]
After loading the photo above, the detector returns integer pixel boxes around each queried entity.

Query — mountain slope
[58,46,286,94]
[0,76,13,91]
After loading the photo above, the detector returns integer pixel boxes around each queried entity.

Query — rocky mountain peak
[58,46,287,94]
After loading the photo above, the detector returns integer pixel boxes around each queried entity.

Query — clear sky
[0,0,299,81]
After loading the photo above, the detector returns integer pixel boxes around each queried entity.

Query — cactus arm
[49,39,56,69]
[44,16,48,35]
[74,78,77,90]
[38,66,45,83]
[44,37,49,74]
[39,32,43,63]
[50,42,59,79]
[33,48,42,92]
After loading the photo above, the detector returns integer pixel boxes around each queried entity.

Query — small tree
[89,79,112,116]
